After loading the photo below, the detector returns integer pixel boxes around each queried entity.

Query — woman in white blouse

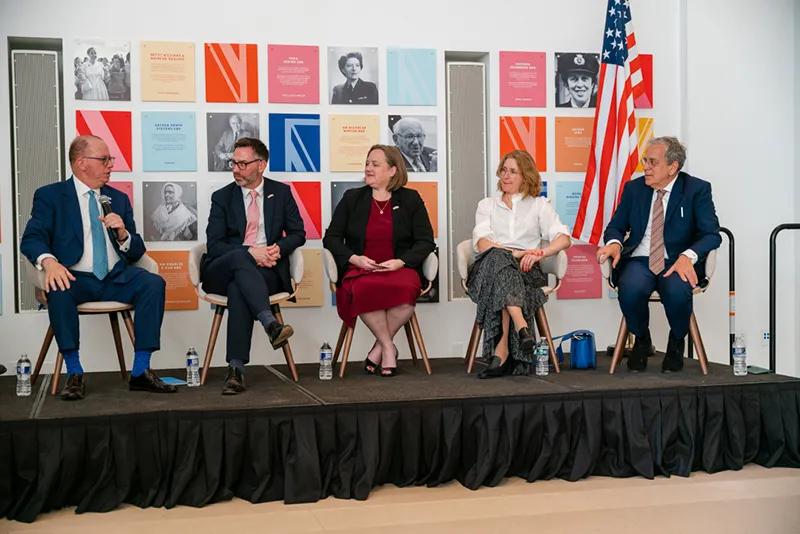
[468,150,571,378]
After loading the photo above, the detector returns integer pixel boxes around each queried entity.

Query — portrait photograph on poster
[554,52,600,108]
[206,113,260,172]
[268,113,320,172]
[268,44,319,104]
[142,181,198,242]
[328,46,379,105]
[388,115,438,173]
[73,39,131,101]
[204,42,258,103]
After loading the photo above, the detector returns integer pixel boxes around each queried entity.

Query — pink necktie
[649,189,666,274]
[243,190,260,246]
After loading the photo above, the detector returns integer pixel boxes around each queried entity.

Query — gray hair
[647,136,686,171]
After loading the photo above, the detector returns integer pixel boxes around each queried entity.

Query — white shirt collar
[73,176,100,197]
[241,179,264,198]
[494,192,526,208]
[655,175,678,194]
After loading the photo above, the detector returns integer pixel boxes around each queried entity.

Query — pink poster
[557,244,602,299]
[268,44,319,104]
[499,51,546,107]
[107,181,134,207]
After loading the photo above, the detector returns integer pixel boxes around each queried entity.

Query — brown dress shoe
[222,366,246,395]
[61,373,86,401]
[266,321,294,349]
[129,369,178,393]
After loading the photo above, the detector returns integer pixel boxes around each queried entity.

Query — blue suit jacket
[20,178,146,282]
[603,171,721,281]
[202,178,306,293]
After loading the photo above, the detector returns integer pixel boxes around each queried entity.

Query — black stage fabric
[1,358,799,522]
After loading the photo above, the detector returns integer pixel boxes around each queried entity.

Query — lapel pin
[393,205,399,210]
[267,193,275,199]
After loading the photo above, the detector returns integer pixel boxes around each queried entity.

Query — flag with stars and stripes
[572,0,645,245]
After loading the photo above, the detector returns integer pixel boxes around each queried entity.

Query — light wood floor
[2,465,799,534]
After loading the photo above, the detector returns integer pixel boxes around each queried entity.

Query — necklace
[373,198,391,214]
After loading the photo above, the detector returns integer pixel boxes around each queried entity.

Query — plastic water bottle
[319,342,333,380]
[535,341,549,377]
[186,346,200,387]
[16,354,32,397]
[732,334,747,376]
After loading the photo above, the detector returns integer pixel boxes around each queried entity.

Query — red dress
[336,201,422,327]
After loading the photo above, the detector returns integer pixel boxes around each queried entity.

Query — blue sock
[228,359,245,372]
[132,350,152,377]
[63,350,83,375]
[257,309,276,331]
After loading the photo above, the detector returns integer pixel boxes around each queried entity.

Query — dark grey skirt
[466,247,548,375]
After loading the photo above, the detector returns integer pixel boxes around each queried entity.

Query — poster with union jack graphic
[204,42,259,103]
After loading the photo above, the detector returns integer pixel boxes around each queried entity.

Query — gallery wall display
[73,39,131,101]
[76,110,132,171]
[206,112,260,172]
[204,42,258,103]
[140,41,195,102]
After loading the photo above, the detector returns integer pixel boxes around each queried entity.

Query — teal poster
[387,48,436,106]
[555,181,583,234]
[142,111,197,171]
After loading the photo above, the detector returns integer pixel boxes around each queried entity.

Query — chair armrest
[456,239,473,281]
[187,243,207,287]
[421,252,438,283]
[135,253,160,275]
[539,250,568,279]
[24,260,46,290]
[289,248,304,285]
[322,248,338,285]
[704,248,717,280]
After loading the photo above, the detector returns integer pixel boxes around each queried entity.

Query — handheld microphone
[98,195,120,240]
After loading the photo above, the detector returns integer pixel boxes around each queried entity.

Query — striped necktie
[648,189,667,274]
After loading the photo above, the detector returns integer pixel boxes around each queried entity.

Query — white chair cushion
[77,301,134,313]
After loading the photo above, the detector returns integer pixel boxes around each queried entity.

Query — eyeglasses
[227,158,262,170]
[83,155,116,166]
[499,167,520,176]
[398,134,425,141]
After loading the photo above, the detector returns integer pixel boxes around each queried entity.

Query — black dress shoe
[60,373,86,401]
[478,356,507,379]
[627,334,651,371]
[129,369,178,393]
[266,321,294,349]
[662,334,685,372]
[517,327,536,355]
[222,366,246,395]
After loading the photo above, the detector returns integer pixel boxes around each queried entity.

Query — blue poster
[142,112,197,171]
[387,48,436,106]
[268,113,321,172]
[555,181,583,233]
[540,180,548,197]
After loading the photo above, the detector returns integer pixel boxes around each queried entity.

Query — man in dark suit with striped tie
[201,137,305,394]
[596,137,722,372]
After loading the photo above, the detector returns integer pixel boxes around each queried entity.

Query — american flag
[572,0,645,245]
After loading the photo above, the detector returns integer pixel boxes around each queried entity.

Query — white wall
[0,0,796,376]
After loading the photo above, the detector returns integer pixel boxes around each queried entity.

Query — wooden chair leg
[409,312,432,375]
[534,308,560,374]
[121,310,135,344]
[274,308,299,382]
[609,317,629,375]
[688,313,709,375]
[332,322,347,366]
[404,322,418,365]
[466,322,482,374]
[109,312,128,380]
[201,305,225,385]
[338,326,354,378]
[50,352,63,396]
[32,325,55,385]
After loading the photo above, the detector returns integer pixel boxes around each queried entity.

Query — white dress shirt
[607,175,698,264]
[241,180,267,246]
[37,177,131,271]
[472,193,570,252]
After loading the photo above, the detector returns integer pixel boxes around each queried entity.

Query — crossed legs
[494,306,528,363]
[359,303,415,374]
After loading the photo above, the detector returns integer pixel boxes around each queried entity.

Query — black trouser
[201,248,281,364]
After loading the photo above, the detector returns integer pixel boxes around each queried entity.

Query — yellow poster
[283,249,324,308]
[635,117,655,172]
[149,250,198,310]
[141,41,195,102]
[329,115,379,172]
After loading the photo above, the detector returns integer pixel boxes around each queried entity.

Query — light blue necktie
[88,191,109,279]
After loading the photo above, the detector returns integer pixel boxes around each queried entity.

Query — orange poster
[148,250,198,310]
[283,249,324,308]
[204,42,258,103]
[635,117,654,172]
[405,181,438,238]
[499,116,547,171]
[555,117,593,172]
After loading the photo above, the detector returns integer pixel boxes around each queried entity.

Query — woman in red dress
[323,145,435,376]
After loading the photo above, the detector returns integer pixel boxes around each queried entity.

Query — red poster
[634,54,653,109]
[107,181,134,208]
[75,110,132,171]
[557,244,602,299]
[287,181,322,239]
[204,43,259,103]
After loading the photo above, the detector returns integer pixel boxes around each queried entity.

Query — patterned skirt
[466,248,548,375]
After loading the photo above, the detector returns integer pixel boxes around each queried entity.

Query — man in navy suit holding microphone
[596,136,721,372]
[21,135,174,400]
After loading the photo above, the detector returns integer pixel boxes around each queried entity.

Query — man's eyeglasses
[227,158,263,170]
[83,155,116,166]
[398,134,425,141]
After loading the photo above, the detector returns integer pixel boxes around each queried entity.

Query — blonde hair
[367,144,408,192]
[495,150,542,198]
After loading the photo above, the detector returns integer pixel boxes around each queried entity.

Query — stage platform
[2,354,799,522]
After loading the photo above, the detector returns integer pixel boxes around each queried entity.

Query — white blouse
[472,194,570,252]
